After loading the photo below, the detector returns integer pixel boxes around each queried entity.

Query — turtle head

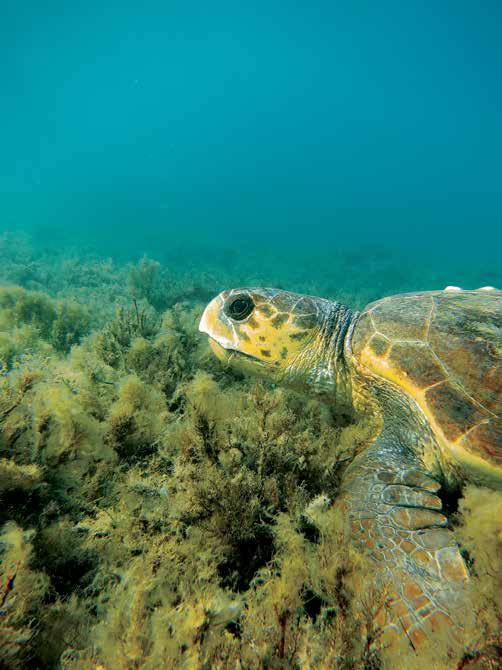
[199,287,351,395]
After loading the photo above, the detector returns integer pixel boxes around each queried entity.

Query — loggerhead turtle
[199,285,501,650]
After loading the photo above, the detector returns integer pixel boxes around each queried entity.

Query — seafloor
[0,233,499,669]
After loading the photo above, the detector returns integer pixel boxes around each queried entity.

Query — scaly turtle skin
[199,286,502,652]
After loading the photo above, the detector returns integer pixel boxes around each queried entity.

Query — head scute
[199,287,354,398]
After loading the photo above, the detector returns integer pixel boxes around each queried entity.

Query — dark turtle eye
[225,294,254,321]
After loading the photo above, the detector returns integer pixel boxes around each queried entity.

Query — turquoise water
[1,1,501,298]
[1,6,501,668]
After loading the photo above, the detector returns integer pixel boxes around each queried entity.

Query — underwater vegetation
[0,286,91,371]
[0,235,500,669]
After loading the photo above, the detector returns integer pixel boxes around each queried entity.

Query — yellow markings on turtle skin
[200,291,322,372]
[447,442,502,487]
[236,326,250,342]
[358,343,502,488]
[353,294,502,486]
[369,333,391,357]
[232,309,311,369]
[271,312,289,329]
[256,304,273,317]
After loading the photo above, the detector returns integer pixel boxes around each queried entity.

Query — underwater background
[2,0,502,293]
[1,2,501,668]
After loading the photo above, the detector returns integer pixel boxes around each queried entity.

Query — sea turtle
[199,285,501,651]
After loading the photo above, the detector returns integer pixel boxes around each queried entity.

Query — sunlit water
[1,1,501,300]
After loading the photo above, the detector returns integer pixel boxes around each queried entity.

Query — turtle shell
[351,289,502,483]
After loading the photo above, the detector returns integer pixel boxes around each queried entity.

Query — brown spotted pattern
[199,287,339,378]
[341,436,469,651]
[351,290,502,478]
[344,289,501,649]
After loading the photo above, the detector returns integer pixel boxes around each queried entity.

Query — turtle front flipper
[340,428,470,653]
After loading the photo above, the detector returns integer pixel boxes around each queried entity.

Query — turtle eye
[225,294,254,321]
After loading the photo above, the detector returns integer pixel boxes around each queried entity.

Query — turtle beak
[207,337,233,362]
[199,296,222,339]
[199,295,237,350]
[198,299,217,336]
[199,298,239,363]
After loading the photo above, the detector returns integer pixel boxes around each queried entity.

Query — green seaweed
[0,240,500,669]
[0,287,90,373]
[0,523,50,669]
